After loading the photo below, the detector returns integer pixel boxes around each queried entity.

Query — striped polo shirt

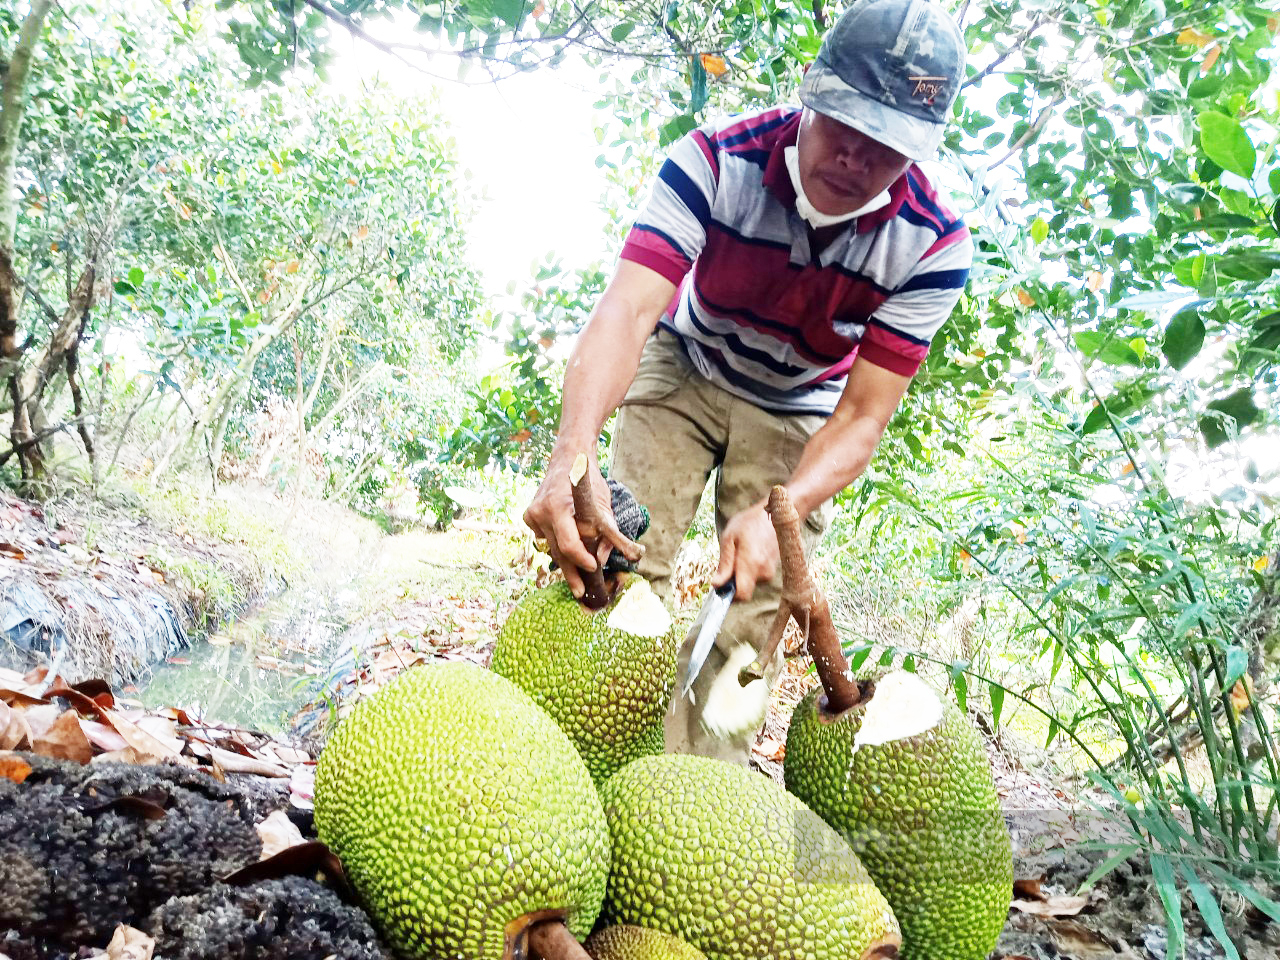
[619,106,972,415]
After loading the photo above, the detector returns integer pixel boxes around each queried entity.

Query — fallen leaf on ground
[79,719,129,753]
[256,808,306,859]
[0,750,33,783]
[102,709,185,763]
[0,700,29,750]
[207,744,287,777]
[753,736,785,762]
[32,708,94,764]
[1011,893,1090,917]
[99,924,154,960]
[289,762,315,809]
[1048,919,1141,959]
[23,702,61,742]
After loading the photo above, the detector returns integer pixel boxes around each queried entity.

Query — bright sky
[330,39,616,305]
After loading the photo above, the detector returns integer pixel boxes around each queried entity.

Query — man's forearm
[785,411,885,519]
[555,313,648,457]
[551,261,675,463]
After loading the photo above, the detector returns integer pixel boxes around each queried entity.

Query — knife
[681,576,736,700]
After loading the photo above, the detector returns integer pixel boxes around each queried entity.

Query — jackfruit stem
[859,935,902,960]
[744,486,861,713]
[568,452,644,611]
[527,919,592,960]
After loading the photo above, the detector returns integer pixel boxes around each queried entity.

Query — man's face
[796,108,913,216]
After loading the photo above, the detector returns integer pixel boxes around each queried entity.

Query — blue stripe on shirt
[658,158,711,228]
[717,112,793,149]
[692,343,845,414]
[691,279,859,364]
[898,268,970,293]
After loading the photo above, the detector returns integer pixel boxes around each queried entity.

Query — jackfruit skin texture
[491,577,678,786]
[598,754,900,960]
[584,924,708,960]
[785,690,1014,960]
[314,662,610,960]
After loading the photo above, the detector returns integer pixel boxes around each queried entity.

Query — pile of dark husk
[0,753,387,959]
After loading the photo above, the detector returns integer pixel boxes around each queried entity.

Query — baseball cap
[798,0,966,161]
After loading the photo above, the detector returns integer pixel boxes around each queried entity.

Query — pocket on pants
[621,329,693,405]
[781,411,834,537]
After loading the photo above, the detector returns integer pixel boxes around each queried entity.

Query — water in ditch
[135,585,367,735]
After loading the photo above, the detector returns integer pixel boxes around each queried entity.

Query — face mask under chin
[784,144,891,229]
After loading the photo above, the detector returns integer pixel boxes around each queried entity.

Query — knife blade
[681,576,736,700]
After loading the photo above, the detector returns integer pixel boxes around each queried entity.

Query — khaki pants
[609,330,831,765]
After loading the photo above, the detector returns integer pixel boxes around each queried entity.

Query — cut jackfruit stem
[860,935,902,960]
[527,919,593,960]
[754,485,863,713]
[569,453,612,610]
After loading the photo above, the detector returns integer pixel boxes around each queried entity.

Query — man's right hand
[523,453,642,600]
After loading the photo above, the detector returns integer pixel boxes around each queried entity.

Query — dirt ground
[1,484,1276,959]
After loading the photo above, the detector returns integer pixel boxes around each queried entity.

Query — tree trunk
[0,0,56,384]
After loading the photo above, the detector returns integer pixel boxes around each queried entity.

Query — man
[523,0,971,763]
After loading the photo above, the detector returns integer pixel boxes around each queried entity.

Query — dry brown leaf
[23,702,62,742]
[289,763,315,809]
[1048,919,1140,960]
[79,718,129,753]
[1011,894,1090,917]
[256,808,306,860]
[207,745,287,778]
[102,709,183,762]
[0,700,24,750]
[1013,876,1045,900]
[0,750,33,783]
[100,923,154,960]
[134,715,183,756]
[753,736,786,763]
[91,746,149,765]
[31,709,94,764]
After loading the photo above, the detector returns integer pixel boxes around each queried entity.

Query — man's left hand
[712,499,778,602]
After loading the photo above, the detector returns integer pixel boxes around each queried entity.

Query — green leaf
[1168,213,1257,234]
[1197,111,1256,179]
[128,266,145,287]
[1077,845,1140,893]
[1204,863,1280,924]
[1162,308,1205,370]
[610,22,636,42]
[1074,331,1141,366]
[690,55,708,114]
[988,682,1004,725]
[1179,864,1240,960]
[1223,645,1249,690]
[1029,217,1049,244]
[1150,856,1185,960]
[952,671,968,713]
[1200,388,1261,447]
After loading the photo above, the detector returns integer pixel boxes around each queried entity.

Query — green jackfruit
[784,670,1013,960]
[584,925,708,960]
[491,575,678,785]
[599,754,900,960]
[314,663,609,959]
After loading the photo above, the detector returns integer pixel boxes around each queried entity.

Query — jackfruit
[314,662,609,959]
[491,575,678,785]
[784,670,1013,960]
[584,925,707,960]
[598,753,900,960]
